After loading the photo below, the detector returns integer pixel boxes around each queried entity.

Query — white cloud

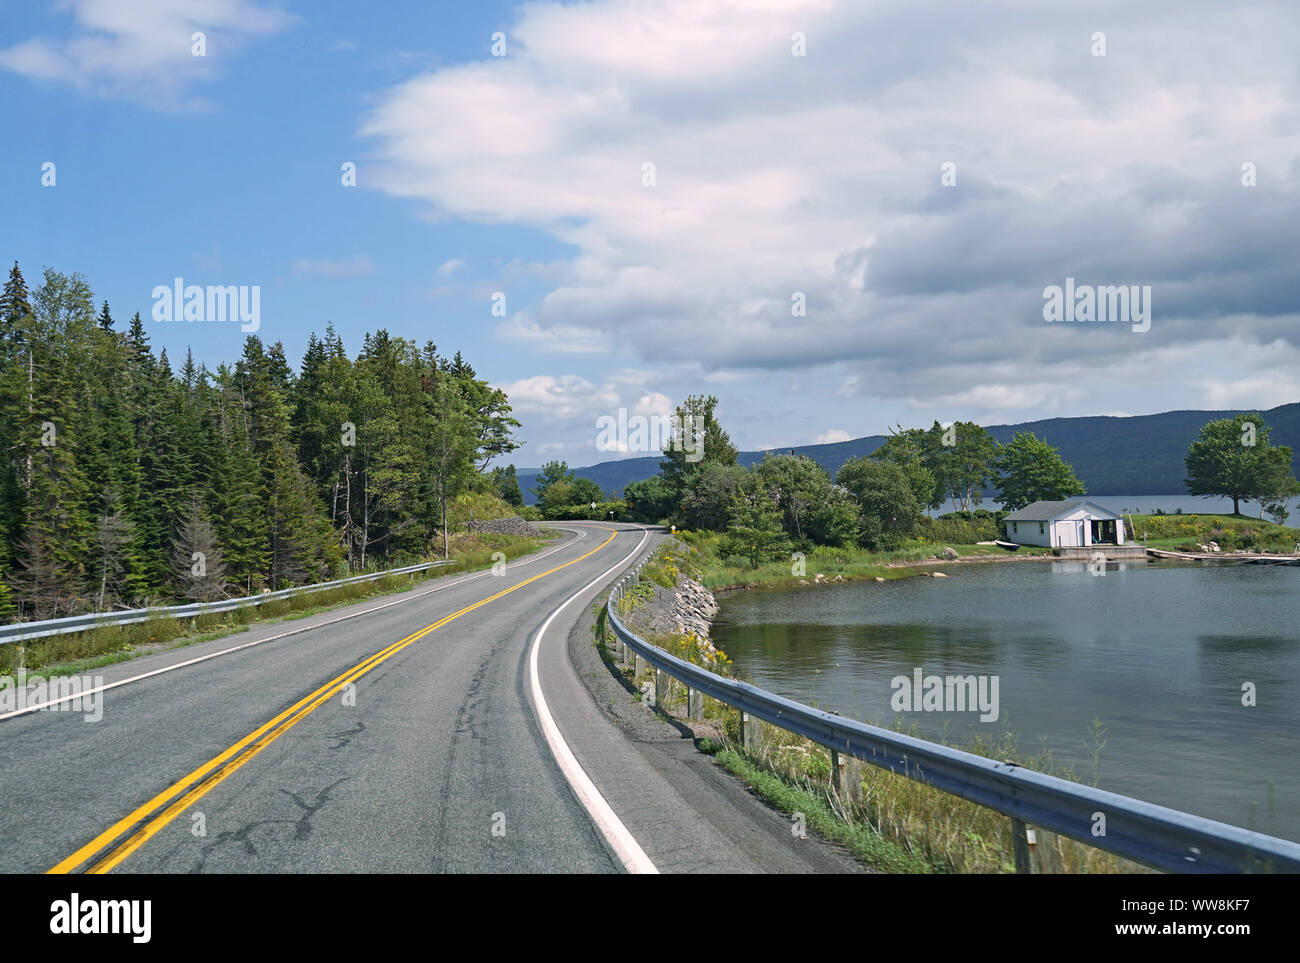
[0,0,295,108]
[813,428,852,444]
[496,314,609,354]
[357,0,1300,440]
[494,373,618,420]
[434,257,467,278]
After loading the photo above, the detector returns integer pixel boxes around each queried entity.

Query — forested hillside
[0,263,520,621]
[519,406,1300,500]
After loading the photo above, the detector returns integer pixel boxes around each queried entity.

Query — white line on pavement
[527,524,658,875]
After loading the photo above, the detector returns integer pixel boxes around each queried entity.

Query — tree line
[616,397,1299,565]
[0,262,520,621]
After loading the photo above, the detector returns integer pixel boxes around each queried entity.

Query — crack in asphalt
[190,776,351,870]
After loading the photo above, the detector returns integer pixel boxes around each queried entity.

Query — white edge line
[527,524,658,875]
[0,528,586,721]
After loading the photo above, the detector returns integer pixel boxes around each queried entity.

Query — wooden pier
[1146,548,1300,565]
[1053,544,1149,561]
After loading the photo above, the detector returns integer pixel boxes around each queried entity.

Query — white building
[1002,499,1126,548]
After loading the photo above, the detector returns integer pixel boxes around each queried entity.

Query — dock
[1146,548,1300,565]
[1053,545,1149,561]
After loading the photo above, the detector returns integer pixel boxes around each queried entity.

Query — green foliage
[922,512,1001,544]
[836,457,922,550]
[622,475,676,523]
[718,489,792,568]
[871,425,941,509]
[490,464,525,507]
[0,263,520,620]
[1185,413,1297,516]
[659,394,738,500]
[540,499,628,521]
[994,431,1086,511]
[679,462,749,530]
[753,453,834,542]
[927,421,1000,511]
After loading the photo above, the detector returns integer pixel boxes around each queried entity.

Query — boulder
[942,547,959,560]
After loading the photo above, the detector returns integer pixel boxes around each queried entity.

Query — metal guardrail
[0,560,456,646]
[605,561,1300,874]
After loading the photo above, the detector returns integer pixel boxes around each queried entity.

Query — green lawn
[1125,512,1300,553]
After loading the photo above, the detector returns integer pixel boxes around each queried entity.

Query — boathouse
[1002,499,1125,548]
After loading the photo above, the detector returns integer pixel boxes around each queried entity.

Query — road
[0,523,863,874]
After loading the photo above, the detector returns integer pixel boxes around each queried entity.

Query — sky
[3,0,1299,469]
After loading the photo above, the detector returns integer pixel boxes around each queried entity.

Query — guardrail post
[654,667,667,709]
[634,651,646,680]
[1010,817,1035,874]
[831,750,863,807]
[687,686,702,719]
[740,710,760,751]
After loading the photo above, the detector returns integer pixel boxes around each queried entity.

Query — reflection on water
[711,560,1300,841]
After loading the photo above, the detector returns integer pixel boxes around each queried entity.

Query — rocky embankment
[628,574,719,645]
[466,516,543,537]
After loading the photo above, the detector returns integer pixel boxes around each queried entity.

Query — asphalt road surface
[0,523,863,874]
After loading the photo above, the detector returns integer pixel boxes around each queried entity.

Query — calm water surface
[711,560,1300,841]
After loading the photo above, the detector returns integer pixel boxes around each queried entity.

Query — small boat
[993,540,1021,551]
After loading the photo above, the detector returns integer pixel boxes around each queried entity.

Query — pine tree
[0,269,520,616]
[0,261,32,355]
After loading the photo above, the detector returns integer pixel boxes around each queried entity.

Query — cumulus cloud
[0,0,294,108]
[358,0,1300,454]
[357,0,1300,440]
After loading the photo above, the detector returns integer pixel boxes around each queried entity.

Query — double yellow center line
[49,528,618,874]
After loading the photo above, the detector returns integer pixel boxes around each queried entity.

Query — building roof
[1002,499,1121,522]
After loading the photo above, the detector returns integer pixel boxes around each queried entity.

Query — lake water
[927,493,1300,518]
[711,560,1300,841]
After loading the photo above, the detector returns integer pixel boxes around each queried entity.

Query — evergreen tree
[0,266,520,616]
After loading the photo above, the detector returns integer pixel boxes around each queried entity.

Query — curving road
[0,524,862,874]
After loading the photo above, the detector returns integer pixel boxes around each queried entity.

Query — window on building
[1039,522,1045,535]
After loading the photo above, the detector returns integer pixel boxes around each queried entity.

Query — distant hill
[515,403,1300,504]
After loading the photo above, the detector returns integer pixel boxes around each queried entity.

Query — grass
[720,710,1146,874]
[1126,512,1300,553]
[674,529,1052,592]
[1,530,555,677]
[706,742,931,873]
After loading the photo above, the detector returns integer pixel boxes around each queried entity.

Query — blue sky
[2,2,551,399]
[4,1,1299,469]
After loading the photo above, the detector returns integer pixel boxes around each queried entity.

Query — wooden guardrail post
[1010,817,1035,873]
[687,686,703,718]
[740,711,760,751]
[831,750,863,806]
[654,667,667,709]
